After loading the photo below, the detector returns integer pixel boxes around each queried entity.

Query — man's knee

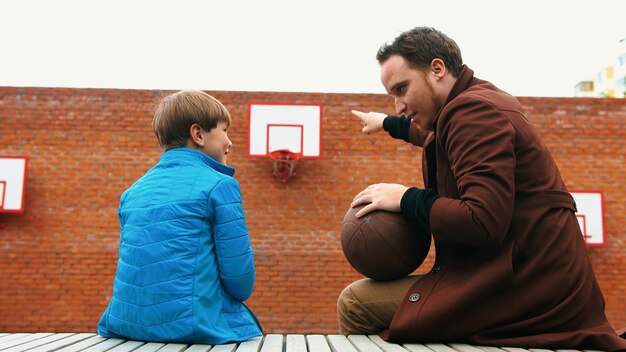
[337,281,358,320]
[337,280,366,334]
[337,278,371,314]
[337,279,387,335]
[338,281,355,305]
[337,275,422,334]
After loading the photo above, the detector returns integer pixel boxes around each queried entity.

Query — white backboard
[0,156,28,213]
[248,102,322,158]
[571,191,604,246]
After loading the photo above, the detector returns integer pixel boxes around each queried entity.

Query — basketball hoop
[269,149,301,183]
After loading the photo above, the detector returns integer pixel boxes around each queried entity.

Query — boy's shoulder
[124,155,236,191]
[120,163,240,209]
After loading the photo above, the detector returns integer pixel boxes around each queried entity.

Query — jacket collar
[423,65,475,161]
[444,65,475,106]
[428,65,475,137]
[161,148,235,177]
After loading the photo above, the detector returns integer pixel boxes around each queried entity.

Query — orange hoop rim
[268,149,301,183]
[268,149,302,161]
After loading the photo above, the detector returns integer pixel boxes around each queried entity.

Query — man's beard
[420,78,442,131]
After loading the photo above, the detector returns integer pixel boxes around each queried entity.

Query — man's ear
[189,123,205,147]
[430,58,446,79]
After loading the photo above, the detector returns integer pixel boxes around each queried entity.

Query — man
[338,26,626,351]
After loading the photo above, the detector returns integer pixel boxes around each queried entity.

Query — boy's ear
[189,123,205,147]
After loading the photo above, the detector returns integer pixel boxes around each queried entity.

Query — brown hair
[376,27,463,77]
[152,90,231,150]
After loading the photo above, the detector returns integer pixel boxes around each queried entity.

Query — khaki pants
[336,275,422,334]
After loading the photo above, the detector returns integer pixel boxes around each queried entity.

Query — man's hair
[376,27,463,77]
[152,90,231,150]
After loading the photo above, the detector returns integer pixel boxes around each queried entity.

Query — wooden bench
[0,333,599,352]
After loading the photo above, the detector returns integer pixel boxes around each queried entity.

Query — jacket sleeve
[430,97,516,248]
[209,177,256,301]
[383,115,430,147]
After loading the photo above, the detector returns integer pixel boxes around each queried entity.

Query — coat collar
[422,65,475,186]
[161,147,235,177]
[444,65,475,106]
[426,65,475,145]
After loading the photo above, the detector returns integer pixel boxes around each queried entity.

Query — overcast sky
[1,0,625,97]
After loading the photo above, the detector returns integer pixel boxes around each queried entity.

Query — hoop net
[269,149,301,183]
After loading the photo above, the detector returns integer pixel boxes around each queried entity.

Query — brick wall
[0,87,624,334]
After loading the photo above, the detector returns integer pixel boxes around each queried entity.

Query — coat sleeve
[209,177,256,301]
[430,96,516,247]
[383,115,429,147]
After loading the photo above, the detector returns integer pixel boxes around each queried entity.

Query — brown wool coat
[380,66,626,351]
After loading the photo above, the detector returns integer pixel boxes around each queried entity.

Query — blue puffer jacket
[98,148,262,344]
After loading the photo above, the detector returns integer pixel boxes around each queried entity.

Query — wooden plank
[0,333,53,350]
[402,344,435,352]
[368,335,409,352]
[306,335,331,352]
[0,334,590,352]
[423,344,458,352]
[0,334,31,343]
[327,335,358,352]
[470,346,508,352]
[210,343,237,352]
[347,335,383,352]
[183,344,213,352]
[157,343,190,352]
[286,335,307,352]
[106,340,147,351]
[236,337,263,352]
[54,335,110,352]
[447,344,489,352]
[25,333,96,352]
[134,342,167,352]
[259,335,283,352]
[80,338,127,352]
[2,333,75,352]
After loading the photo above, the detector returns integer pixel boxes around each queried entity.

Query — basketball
[341,205,431,281]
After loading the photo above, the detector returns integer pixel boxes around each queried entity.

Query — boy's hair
[376,26,463,77]
[152,90,232,150]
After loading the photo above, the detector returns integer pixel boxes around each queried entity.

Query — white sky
[1,0,625,97]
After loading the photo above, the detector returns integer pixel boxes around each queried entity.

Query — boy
[98,90,262,344]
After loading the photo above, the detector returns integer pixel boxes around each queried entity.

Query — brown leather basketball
[341,205,431,281]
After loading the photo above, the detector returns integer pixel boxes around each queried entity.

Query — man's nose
[394,98,405,115]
